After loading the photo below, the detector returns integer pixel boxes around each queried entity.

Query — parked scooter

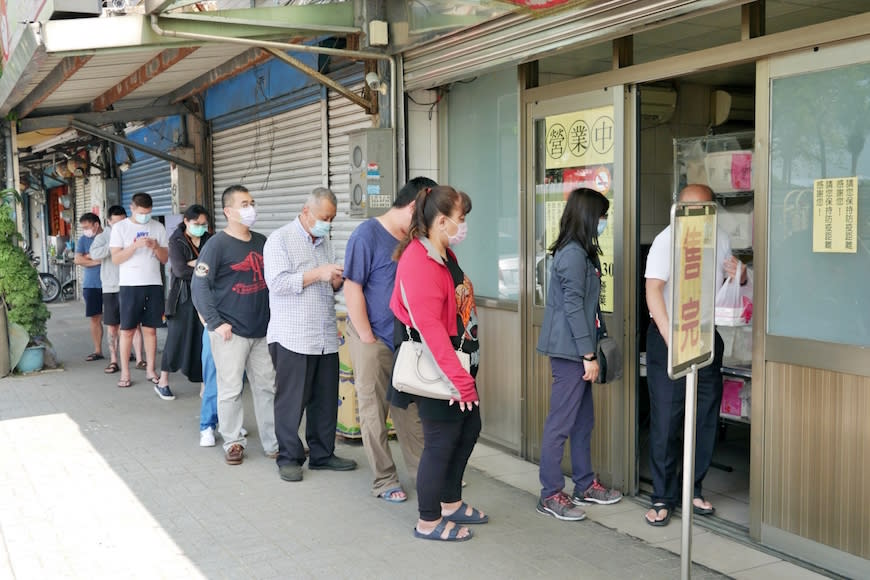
[27,251,68,303]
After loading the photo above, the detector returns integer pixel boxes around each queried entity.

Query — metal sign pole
[681,364,699,580]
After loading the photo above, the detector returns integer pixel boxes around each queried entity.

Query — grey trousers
[208,331,278,455]
[346,319,424,495]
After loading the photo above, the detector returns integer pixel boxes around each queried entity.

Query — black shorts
[103,292,120,326]
[119,285,164,330]
[83,288,103,318]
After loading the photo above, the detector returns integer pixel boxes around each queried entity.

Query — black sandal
[645,503,671,527]
[413,519,473,542]
[693,496,715,516]
[104,362,120,374]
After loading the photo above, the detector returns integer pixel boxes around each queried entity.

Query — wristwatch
[583,354,597,362]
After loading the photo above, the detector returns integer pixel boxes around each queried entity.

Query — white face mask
[237,206,257,227]
[82,228,95,238]
[446,217,468,246]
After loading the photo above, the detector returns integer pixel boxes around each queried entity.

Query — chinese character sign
[545,106,615,169]
[812,177,858,253]
[669,204,717,378]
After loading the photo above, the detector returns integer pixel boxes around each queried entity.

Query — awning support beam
[19,104,192,132]
[69,119,201,173]
[14,56,93,119]
[153,48,272,106]
[263,47,375,114]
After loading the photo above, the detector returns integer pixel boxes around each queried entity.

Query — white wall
[405,89,439,183]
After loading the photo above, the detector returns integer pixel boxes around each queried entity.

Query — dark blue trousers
[646,323,724,507]
[539,357,595,499]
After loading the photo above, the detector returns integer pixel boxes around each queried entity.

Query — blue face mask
[310,219,331,238]
[134,212,151,224]
[597,219,607,237]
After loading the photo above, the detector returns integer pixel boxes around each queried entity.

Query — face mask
[310,219,331,238]
[134,212,151,224]
[237,206,257,227]
[82,229,95,238]
[446,218,468,246]
[597,219,607,237]
[187,224,208,237]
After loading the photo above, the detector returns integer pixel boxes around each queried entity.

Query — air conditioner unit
[640,86,677,124]
[711,90,754,126]
[348,129,395,218]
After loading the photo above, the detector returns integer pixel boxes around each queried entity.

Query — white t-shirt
[109,217,169,286]
[645,225,732,322]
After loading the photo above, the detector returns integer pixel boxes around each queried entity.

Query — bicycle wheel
[39,273,61,302]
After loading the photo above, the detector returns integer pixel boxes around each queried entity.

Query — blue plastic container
[16,346,45,373]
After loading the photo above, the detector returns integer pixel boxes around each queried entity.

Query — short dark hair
[222,185,248,209]
[79,212,100,226]
[131,193,153,209]
[394,176,437,208]
[183,204,209,221]
[107,205,127,218]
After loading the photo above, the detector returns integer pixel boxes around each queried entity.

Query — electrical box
[170,148,197,214]
[348,129,395,217]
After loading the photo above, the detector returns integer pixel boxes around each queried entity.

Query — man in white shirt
[643,184,744,527]
[110,193,169,389]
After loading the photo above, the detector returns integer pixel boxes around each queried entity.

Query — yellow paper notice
[545,106,615,169]
[813,177,858,253]
[674,214,709,367]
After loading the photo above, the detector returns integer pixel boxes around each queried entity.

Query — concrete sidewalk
[0,303,826,579]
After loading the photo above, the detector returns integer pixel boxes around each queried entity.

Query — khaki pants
[209,332,278,455]
[346,319,424,495]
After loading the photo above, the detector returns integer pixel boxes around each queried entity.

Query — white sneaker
[240,427,248,437]
[200,427,216,447]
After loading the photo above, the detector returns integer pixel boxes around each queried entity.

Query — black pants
[417,406,481,522]
[269,343,339,467]
[646,323,724,507]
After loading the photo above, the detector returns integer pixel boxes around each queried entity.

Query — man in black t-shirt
[191,185,277,466]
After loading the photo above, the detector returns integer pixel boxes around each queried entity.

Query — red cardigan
[390,238,477,402]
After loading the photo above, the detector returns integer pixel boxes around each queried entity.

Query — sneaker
[572,479,623,506]
[154,385,176,401]
[279,464,303,482]
[199,427,216,447]
[240,427,248,437]
[537,492,587,521]
[308,455,357,471]
[225,443,244,465]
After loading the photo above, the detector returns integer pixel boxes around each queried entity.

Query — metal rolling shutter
[402,0,745,90]
[120,155,172,216]
[212,101,323,236]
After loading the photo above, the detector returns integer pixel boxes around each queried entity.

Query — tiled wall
[406,89,440,183]
[639,83,712,243]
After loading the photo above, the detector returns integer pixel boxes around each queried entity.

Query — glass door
[523,87,632,488]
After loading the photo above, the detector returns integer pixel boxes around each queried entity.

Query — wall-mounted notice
[812,177,858,253]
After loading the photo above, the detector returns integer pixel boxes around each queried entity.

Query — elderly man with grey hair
[263,187,357,482]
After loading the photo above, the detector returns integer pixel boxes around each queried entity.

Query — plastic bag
[715,262,750,326]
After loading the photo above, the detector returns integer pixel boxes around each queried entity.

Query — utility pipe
[149,14,397,130]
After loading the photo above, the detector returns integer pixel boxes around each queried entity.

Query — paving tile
[652,529,780,573]
[732,560,830,579]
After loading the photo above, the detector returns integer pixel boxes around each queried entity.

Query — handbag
[595,306,623,385]
[392,281,471,400]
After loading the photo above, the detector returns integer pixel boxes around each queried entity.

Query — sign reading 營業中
[545,106,615,170]
[812,177,858,253]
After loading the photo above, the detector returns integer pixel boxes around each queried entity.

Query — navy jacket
[536,241,601,362]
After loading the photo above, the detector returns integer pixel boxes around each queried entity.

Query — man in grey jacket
[88,206,138,374]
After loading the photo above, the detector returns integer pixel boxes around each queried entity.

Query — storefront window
[768,62,870,345]
[446,68,520,301]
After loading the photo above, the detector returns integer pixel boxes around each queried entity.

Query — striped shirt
[263,217,339,355]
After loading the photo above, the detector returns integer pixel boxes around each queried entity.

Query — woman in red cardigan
[389,185,485,542]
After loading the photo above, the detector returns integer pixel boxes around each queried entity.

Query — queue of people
[71,180,742,541]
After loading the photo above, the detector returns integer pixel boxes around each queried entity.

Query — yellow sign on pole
[545,106,615,169]
[812,177,858,253]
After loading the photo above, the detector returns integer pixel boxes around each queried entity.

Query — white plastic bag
[715,263,748,326]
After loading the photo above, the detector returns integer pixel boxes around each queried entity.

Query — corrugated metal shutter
[402,0,745,90]
[212,101,323,236]
[120,155,172,216]
[328,74,374,310]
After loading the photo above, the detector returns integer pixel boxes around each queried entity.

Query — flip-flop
[135,361,147,370]
[443,502,489,525]
[146,376,160,385]
[645,503,671,527]
[378,487,407,503]
[413,519,473,542]
[104,362,119,374]
[117,378,132,388]
[693,497,715,516]
[85,353,105,361]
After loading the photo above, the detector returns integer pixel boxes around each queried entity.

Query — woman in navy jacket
[536,188,622,522]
